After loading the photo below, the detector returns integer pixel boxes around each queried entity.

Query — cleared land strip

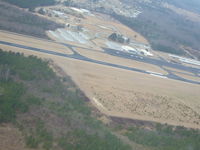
[1,41,200,129]
[0,40,199,85]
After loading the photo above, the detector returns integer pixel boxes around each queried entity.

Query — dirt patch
[0,124,32,150]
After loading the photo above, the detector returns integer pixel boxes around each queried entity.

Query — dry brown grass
[163,66,195,75]
[84,15,148,44]
[0,124,33,150]
[174,73,200,82]
[1,28,200,129]
[56,59,200,129]
[0,31,73,55]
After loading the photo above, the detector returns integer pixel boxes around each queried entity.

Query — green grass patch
[125,124,200,150]
[25,119,53,150]
[58,130,131,150]
[0,80,26,122]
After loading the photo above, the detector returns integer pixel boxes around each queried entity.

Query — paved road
[104,48,200,75]
[0,40,200,85]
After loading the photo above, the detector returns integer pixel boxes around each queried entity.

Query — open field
[0,30,200,129]
[81,14,149,44]
[163,66,195,75]
[57,59,200,129]
[0,31,73,55]
[174,73,200,82]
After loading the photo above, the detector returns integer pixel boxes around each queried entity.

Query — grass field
[122,123,200,150]
[0,31,73,55]
[174,73,200,82]
[1,31,199,129]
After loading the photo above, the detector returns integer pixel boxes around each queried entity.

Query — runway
[0,40,199,85]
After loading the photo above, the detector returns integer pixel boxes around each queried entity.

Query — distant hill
[119,0,200,59]
[64,0,200,59]
[165,0,200,14]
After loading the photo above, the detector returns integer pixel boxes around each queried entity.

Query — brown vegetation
[1,30,200,129]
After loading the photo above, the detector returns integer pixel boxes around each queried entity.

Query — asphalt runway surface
[104,48,200,75]
[0,40,200,85]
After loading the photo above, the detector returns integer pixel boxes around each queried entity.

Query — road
[0,40,199,85]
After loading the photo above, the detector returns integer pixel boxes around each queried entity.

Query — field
[57,59,200,129]
[0,29,200,130]
[0,31,73,55]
